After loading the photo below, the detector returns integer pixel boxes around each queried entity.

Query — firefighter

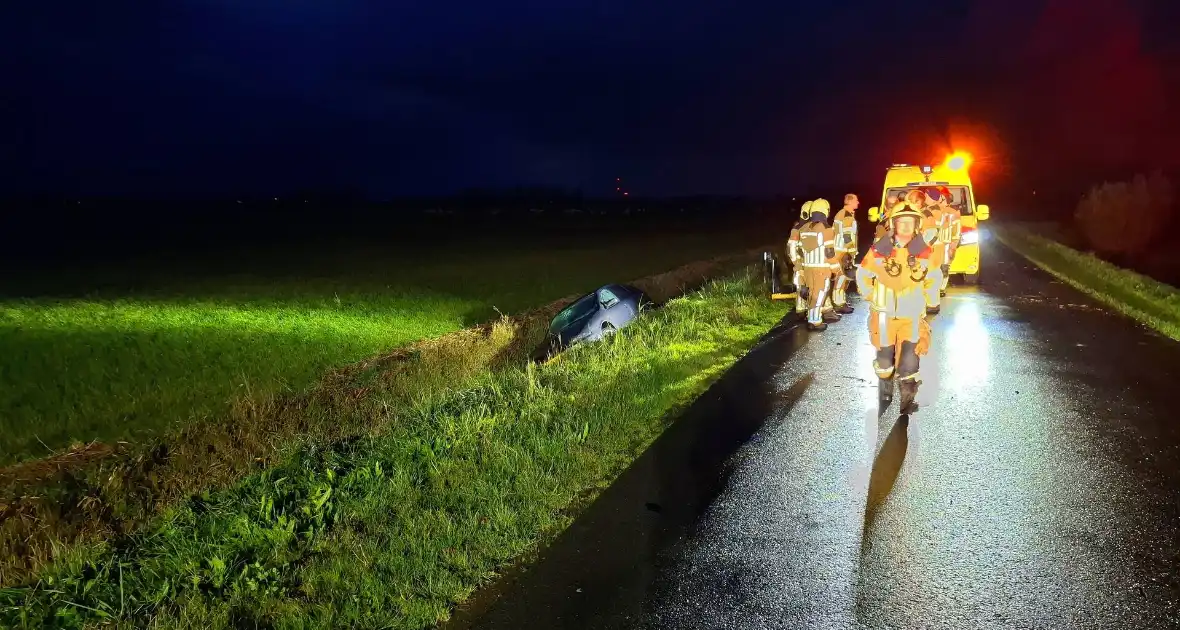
[856,201,933,414]
[830,193,859,314]
[935,185,961,297]
[786,201,813,314]
[799,198,842,330]
[918,187,948,314]
[874,194,900,241]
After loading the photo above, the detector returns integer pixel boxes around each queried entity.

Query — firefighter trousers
[804,267,833,325]
[832,253,852,306]
[939,262,951,292]
[868,311,931,381]
[923,266,944,308]
[792,265,806,313]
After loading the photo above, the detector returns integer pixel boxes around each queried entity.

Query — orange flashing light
[944,151,972,172]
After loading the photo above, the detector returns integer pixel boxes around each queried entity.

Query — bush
[1075,171,1174,262]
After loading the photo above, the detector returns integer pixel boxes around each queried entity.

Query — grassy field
[992,224,1180,340]
[1,230,755,466]
[1,271,790,629]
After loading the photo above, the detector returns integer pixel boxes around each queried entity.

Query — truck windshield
[884,186,974,215]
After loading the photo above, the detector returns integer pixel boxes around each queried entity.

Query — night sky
[5,0,1178,198]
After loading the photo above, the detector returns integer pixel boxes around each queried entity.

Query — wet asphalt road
[446,236,1180,630]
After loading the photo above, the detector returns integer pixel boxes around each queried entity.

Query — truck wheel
[963,272,980,285]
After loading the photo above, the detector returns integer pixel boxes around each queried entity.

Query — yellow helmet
[889,203,924,226]
[810,198,831,218]
[799,200,813,219]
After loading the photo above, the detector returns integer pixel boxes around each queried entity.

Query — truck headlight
[959,231,979,245]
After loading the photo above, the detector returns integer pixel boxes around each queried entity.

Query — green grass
[0,231,753,466]
[0,271,789,629]
[992,224,1180,340]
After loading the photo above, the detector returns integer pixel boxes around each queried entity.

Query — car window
[597,287,620,308]
[550,293,599,334]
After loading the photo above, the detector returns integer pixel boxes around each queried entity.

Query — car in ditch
[533,283,655,361]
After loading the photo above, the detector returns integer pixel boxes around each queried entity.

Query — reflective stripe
[801,231,828,267]
[808,278,832,324]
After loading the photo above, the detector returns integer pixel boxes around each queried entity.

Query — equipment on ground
[763,251,798,300]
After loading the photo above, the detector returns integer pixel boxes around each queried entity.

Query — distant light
[274,197,278,201]
[623,192,629,196]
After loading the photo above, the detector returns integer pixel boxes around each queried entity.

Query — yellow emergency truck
[866,153,990,284]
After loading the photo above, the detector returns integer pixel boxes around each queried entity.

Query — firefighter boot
[807,322,828,332]
[837,303,854,315]
[899,380,920,415]
[926,305,941,316]
[878,376,894,410]
[822,310,842,323]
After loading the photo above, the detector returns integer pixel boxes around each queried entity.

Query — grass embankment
[992,224,1180,341]
[0,271,790,629]
[0,233,760,588]
[1,231,751,465]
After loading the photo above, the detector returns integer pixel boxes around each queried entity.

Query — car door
[597,286,634,330]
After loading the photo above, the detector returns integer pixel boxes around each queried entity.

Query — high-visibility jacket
[920,206,948,268]
[798,220,839,270]
[833,208,858,255]
[786,219,807,264]
[941,205,962,260]
[856,235,932,319]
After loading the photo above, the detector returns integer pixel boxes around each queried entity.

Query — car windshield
[549,293,598,334]
[885,185,974,215]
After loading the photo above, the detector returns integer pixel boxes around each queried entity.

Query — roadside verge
[991,224,1180,341]
[1,263,792,629]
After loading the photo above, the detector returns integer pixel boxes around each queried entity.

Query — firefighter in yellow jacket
[786,201,813,314]
[830,193,859,314]
[857,201,933,414]
[799,198,842,331]
[934,185,961,297]
[918,187,948,314]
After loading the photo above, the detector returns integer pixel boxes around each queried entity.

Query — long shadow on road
[445,312,815,630]
[862,416,910,538]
